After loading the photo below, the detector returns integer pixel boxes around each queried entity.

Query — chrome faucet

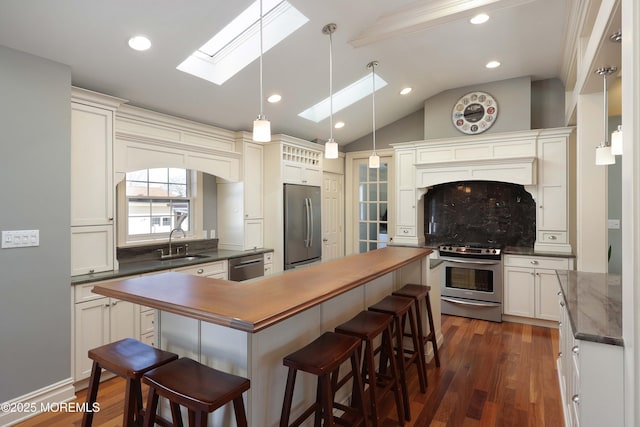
[168,228,186,257]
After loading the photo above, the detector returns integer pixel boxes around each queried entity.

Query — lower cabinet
[557,293,623,427]
[503,255,573,322]
[264,251,274,275]
[73,282,137,381]
[173,260,228,279]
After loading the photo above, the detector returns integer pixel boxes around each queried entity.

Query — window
[357,161,389,252]
[125,168,192,239]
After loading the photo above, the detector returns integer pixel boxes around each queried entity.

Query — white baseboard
[0,378,76,427]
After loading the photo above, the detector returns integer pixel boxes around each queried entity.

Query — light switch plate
[1,230,39,248]
[608,219,621,229]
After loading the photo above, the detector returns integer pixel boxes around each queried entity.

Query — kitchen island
[92,246,435,427]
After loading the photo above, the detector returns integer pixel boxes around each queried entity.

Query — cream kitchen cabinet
[264,251,274,275]
[557,292,623,427]
[503,255,573,322]
[70,88,125,276]
[174,260,228,279]
[534,129,574,254]
[217,134,264,251]
[73,281,137,381]
[394,148,421,245]
[282,144,322,186]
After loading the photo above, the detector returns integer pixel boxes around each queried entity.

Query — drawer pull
[403,229,408,234]
[89,269,95,274]
[530,260,538,265]
[197,268,204,274]
[572,345,579,354]
[548,235,557,240]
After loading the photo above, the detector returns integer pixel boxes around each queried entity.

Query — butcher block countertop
[92,246,432,333]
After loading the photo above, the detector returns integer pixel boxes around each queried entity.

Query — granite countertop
[71,248,274,285]
[556,270,623,346]
[503,246,576,258]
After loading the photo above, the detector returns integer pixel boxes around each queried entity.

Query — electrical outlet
[1,230,39,248]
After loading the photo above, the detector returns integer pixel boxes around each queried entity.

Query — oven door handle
[441,297,502,307]
[441,258,501,266]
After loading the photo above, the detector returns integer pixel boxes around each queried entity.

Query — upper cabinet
[71,88,125,276]
[281,144,322,186]
[217,133,265,251]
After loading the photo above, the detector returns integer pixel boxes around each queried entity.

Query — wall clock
[452,91,498,134]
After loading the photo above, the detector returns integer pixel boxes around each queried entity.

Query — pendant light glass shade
[253,115,271,142]
[611,125,623,155]
[252,0,271,142]
[368,60,379,169]
[368,153,380,168]
[325,138,338,158]
[323,23,339,159]
[595,144,615,165]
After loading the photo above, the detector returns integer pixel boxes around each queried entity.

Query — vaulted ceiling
[0,0,569,145]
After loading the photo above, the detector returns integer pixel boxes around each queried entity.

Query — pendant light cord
[371,62,376,154]
[602,69,607,144]
[329,29,334,140]
[259,0,264,118]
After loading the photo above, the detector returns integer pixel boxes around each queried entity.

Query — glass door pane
[356,160,390,252]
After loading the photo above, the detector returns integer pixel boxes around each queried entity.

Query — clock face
[452,91,498,134]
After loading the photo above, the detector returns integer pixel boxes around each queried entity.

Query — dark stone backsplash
[424,180,536,247]
[117,239,219,264]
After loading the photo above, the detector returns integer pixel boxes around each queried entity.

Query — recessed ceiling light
[299,73,388,122]
[470,13,490,25]
[334,121,345,129]
[267,94,282,103]
[486,60,501,69]
[128,36,151,51]
[400,87,412,95]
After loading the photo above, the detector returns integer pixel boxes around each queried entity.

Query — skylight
[299,73,388,123]
[177,0,308,85]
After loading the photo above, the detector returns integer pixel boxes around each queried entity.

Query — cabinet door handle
[572,394,580,404]
[89,269,95,274]
[111,301,118,306]
[104,302,111,307]
[572,345,579,354]
[197,268,204,274]
[560,300,565,307]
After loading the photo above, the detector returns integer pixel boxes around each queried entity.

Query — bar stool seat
[335,311,405,427]
[369,295,427,421]
[82,338,179,427]
[392,283,440,368]
[280,331,367,427]
[142,357,250,427]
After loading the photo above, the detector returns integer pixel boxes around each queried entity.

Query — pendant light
[252,0,271,142]
[594,66,616,165]
[323,23,339,159]
[368,61,380,169]
[611,125,623,155]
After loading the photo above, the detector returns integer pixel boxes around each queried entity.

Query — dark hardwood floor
[15,315,562,427]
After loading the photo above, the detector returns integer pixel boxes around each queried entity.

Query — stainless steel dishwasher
[228,253,265,281]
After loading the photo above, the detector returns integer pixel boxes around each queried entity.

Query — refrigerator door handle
[308,198,314,247]
[304,197,310,248]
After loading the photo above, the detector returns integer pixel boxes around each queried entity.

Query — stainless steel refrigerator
[284,183,321,270]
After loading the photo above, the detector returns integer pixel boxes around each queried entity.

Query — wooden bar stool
[335,311,405,427]
[393,283,440,368]
[280,331,367,427]
[142,357,250,427]
[369,295,427,421]
[81,338,179,427]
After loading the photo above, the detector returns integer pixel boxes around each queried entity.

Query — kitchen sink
[160,254,210,262]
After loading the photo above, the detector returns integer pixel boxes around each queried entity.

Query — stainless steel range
[439,243,503,322]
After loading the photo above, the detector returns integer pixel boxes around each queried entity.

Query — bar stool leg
[426,292,440,367]
[142,387,159,427]
[407,305,427,393]
[81,361,102,427]
[122,377,139,426]
[232,395,249,427]
[280,368,297,427]
[391,315,411,421]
